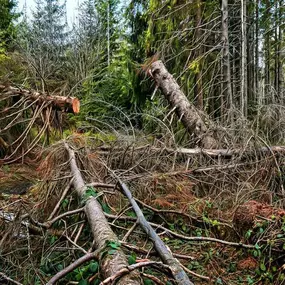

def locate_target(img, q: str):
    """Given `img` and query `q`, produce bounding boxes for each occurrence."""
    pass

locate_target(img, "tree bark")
[195,0,203,110]
[117,180,194,285]
[264,0,271,104]
[278,0,283,104]
[241,0,248,117]
[64,143,140,285]
[0,85,80,114]
[221,0,233,120]
[150,60,218,148]
[255,0,259,105]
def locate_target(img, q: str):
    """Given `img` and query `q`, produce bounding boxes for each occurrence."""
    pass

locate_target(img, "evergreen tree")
[28,0,68,90]
[95,0,120,66]
[0,0,18,48]
[65,0,102,87]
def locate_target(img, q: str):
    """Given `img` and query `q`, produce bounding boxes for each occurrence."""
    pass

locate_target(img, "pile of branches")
[1,134,285,284]
[0,85,79,164]
[1,61,285,284]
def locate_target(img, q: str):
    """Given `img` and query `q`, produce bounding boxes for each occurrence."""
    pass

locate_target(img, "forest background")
[1,0,285,284]
[1,0,284,143]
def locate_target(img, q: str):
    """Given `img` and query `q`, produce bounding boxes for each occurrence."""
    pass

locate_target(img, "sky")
[17,0,83,26]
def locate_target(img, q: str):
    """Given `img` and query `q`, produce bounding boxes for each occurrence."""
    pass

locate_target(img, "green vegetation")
[0,0,285,284]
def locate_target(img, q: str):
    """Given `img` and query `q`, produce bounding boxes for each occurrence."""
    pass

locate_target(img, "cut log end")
[72,98,80,114]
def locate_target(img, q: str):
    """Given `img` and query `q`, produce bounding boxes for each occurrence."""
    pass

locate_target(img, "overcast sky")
[17,0,83,25]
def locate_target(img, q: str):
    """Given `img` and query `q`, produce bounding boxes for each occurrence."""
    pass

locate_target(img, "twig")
[134,198,202,223]
[105,213,254,249]
[48,178,74,220]
[74,222,85,244]
[120,241,195,260]
[122,220,139,242]
[0,272,23,285]
[63,232,87,254]
[46,207,85,227]
[100,261,170,285]
[86,182,116,189]
[141,273,165,285]
[47,251,100,285]
[180,263,210,281]
[27,207,84,229]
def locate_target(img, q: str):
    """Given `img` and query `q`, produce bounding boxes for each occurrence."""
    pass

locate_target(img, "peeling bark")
[150,60,218,148]
[64,143,140,285]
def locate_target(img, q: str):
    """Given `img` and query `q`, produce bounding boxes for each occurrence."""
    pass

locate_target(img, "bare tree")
[241,0,248,117]
[221,0,233,121]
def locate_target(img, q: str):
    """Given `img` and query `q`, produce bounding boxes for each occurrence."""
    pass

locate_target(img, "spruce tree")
[0,0,18,48]
[28,0,68,89]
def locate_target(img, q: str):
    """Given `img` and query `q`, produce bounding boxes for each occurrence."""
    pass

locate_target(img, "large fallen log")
[63,143,140,285]
[0,85,80,114]
[150,60,217,148]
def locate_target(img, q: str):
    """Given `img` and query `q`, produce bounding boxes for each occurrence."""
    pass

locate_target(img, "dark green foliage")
[0,0,19,48]
[19,0,69,90]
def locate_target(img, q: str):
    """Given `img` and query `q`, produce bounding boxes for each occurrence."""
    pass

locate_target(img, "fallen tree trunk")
[117,179,194,285]
[63,143,140,285]
[150,60,217,148]
[161,146,285,157]
[0,85,80,114]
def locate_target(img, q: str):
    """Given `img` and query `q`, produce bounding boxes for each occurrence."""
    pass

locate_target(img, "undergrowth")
[0,133,284,284]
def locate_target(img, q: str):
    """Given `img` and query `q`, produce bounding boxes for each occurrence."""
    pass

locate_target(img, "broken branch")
[116,179,194,285]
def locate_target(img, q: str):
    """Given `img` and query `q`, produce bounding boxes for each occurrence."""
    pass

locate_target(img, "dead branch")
[47,251,99,285]
[161,146,285,157]
[0,272,23,285]
[105,212,254,249]
[141,273,165,285]
[116,180,194,285]
[48,178,74,220]
[100,261,171,285]
[180,263,210,281]
[120,241,195,260]
[45,207,85,228]
[86,182,116,189]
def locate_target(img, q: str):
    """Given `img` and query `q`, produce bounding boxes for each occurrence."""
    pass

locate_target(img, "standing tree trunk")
[278,0,283,104]
[107,1,110,67]
[255,0,259,105]
[195,0,204,110]
[64,143,141,285]
[221,0,233,121]
[247,2,255,111]
[264,0,271,104]
[241,0,248,117]
[274,0,279,103]
[150,60,218,148]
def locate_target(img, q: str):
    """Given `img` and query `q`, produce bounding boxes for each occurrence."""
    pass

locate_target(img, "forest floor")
[1,133,285,284]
